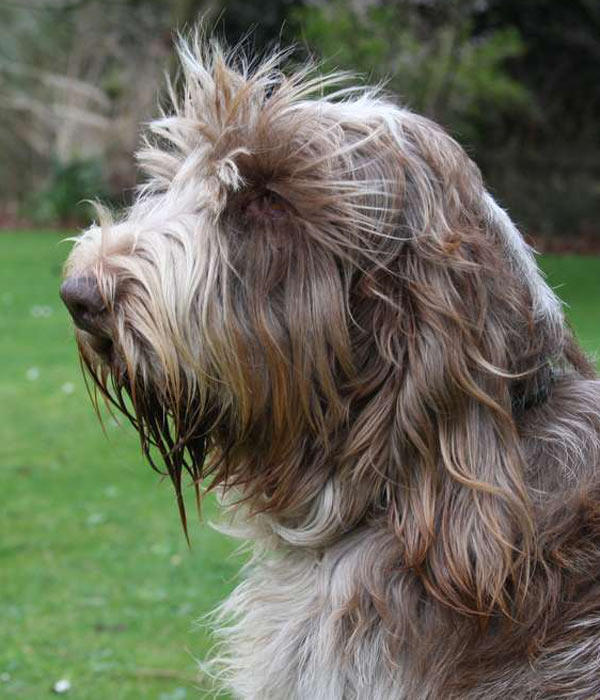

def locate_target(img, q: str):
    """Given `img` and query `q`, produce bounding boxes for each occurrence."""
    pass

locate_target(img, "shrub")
[25,158,108,226]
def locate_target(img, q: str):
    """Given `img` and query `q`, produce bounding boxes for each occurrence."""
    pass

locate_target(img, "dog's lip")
[72,310,110,336]
[77,326,114,360]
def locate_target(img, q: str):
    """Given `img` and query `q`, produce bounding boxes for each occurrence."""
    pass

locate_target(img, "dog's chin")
[82,331,114,360]
[76,329,130,391]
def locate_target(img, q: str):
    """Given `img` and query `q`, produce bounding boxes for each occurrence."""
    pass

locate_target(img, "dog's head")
[62,35,578,614]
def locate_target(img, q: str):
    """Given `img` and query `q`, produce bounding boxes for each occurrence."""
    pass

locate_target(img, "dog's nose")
[60,276,108,334]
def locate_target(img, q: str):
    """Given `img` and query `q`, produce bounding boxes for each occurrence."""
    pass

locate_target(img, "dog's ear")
[344,113,569,617]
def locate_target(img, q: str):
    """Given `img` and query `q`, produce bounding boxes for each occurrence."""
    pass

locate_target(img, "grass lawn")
[1,232,599,699]
[0,232,239,699]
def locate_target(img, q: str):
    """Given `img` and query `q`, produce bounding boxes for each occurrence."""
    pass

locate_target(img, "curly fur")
[63,33,600,699]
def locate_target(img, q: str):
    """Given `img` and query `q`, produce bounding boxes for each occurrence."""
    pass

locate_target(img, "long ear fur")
[343,112,569,617]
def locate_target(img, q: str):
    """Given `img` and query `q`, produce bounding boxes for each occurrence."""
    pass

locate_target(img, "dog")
[60,34,600,699]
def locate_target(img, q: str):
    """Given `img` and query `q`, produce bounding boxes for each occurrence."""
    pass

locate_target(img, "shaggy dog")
[61,35,600,699]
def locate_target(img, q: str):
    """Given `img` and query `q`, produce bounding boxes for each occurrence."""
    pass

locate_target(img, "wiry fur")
[63,34,600,699]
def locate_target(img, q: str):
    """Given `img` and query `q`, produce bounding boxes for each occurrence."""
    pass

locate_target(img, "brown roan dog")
[61,33,600,699]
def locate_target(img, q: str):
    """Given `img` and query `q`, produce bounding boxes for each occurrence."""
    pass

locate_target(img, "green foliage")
[294,2,534,141]
[291,0,600,239]
[25,159,108,226]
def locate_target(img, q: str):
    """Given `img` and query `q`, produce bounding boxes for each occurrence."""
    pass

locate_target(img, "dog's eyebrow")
[230,188,293,225]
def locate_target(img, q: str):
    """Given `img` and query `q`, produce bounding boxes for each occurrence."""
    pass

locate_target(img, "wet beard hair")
[77,335,212,539]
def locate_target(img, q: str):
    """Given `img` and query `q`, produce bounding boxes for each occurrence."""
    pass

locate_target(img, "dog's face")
[62,43,417,511]
[62,37,571,612]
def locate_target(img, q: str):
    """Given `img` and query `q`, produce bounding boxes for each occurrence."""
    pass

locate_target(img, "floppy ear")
[344,111,568,617]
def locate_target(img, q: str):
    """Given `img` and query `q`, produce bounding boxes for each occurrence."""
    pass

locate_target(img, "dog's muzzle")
[60,276,113,355]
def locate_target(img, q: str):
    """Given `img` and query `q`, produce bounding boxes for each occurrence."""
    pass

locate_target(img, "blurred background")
[0,0,599,698]
[2,0,600,245]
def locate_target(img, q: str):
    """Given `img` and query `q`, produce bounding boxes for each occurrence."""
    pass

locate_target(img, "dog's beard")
[77,333,213,540]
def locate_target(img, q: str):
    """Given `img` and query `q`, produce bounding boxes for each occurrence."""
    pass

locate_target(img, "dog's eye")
[240,190,289,221]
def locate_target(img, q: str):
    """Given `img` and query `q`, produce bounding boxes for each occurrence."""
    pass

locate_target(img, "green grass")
[539,255,600,359]
[0,232,599,698]
[0,232,239,699]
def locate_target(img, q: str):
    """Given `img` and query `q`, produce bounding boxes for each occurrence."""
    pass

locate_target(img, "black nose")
[60,276,108,334]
